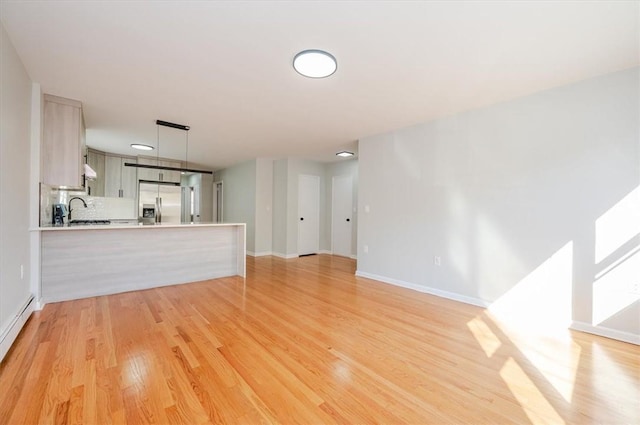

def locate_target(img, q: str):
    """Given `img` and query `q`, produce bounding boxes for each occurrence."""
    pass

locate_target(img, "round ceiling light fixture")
[293,49,337,78]
[130,143,154,151]
[336,151,354,158]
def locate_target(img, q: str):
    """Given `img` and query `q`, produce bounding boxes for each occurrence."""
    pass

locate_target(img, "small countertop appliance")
[52,204,67,226]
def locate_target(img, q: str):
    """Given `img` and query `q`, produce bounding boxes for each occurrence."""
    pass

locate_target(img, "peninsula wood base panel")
[40,224,246,303]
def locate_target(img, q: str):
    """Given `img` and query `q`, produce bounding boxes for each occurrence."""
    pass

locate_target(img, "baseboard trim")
[253,251,355,259]
[355,271,639,345]
[0,295,35,363]
[570,321,640,345]
[272,252,298,259]
[35,298,45,311]
[355,270,489,308]
[247,251,273,257]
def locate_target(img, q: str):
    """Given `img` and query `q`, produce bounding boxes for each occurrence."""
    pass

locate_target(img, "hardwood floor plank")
[53,399,69,425]
[7,340,52,424]
[68,385,84,425]
[1,255,638,424]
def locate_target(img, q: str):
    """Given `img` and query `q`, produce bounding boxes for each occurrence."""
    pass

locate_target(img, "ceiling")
[1,1,638,170]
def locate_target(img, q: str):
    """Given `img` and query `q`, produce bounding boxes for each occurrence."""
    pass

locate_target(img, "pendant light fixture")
[124,120,212,174]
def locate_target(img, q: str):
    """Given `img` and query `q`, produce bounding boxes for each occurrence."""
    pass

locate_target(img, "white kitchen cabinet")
[41,94,86,187]
[86,149,105,196]
[105,155,137,199]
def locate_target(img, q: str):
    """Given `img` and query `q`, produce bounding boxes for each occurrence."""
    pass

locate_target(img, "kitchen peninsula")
[35,223,246,303]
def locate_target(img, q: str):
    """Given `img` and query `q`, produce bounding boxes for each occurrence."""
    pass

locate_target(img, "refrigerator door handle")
[156,197,162,223]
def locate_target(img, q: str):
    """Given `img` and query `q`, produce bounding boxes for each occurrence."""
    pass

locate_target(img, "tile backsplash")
[40,184,136,226]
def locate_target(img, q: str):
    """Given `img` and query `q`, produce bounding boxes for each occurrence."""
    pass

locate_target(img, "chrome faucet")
[68,197,87,221]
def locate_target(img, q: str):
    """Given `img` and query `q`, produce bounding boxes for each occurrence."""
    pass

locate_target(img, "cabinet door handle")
[300,217,304,221]
[346,218,350,222]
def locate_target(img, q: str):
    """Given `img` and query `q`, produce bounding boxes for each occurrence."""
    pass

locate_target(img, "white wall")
[272,159,289,256]
[199,173,214,222]
[254,158,273,255]
[218,157,358,259]
[214,160,257,252]
[358,67,639,342]
[326,159,358,257]
[0,22,33,357]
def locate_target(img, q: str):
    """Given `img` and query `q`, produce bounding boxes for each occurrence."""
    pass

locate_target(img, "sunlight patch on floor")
[478,241,580,403]
[499,357,565,425]
[466,316,501,357]
[480,310,582,404]
[489,241,573,335]
[590,343,640,422]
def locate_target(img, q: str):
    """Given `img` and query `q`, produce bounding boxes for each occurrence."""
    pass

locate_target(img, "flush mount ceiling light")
[130,143,154,151]
[336,151,354,157]
[293,49,337,78]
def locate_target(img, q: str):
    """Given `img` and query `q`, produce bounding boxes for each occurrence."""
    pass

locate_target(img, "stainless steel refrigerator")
[138,182,182,224]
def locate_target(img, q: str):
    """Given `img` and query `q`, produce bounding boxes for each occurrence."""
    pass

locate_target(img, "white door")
[331,175,353,257]
[298,174,320,256]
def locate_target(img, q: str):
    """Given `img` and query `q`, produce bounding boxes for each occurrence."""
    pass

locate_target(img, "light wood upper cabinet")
[137,156,182,183]
[104,155,121,198]
[41,94,86,187]
[86,149,105,196]
[159,159,182,183]
[105,155,137,199]
[121,159,138,198]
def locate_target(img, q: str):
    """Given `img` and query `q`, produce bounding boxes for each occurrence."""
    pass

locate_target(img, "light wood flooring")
[1,255,638,424]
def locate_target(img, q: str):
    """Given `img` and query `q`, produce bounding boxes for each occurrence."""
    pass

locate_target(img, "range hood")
[84,163,97,180]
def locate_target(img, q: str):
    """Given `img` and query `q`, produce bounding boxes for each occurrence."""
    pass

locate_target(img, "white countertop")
[32,222,246,231]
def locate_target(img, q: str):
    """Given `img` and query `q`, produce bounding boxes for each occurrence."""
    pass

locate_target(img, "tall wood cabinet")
[104,155,137,199]
[41,94,86,187]
[86,149,105,196]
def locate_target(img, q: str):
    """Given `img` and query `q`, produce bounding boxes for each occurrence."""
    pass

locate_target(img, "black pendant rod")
[156,120,190,131]
[123,162,213,175]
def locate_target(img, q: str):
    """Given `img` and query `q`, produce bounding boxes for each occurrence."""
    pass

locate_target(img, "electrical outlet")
[364,245,369,254]
[434,256,441,266]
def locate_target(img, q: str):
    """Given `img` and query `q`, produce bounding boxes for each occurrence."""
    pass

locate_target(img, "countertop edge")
[31,223,246,232]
